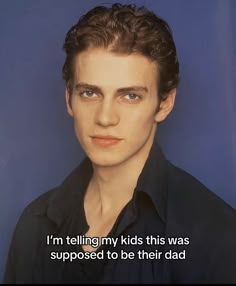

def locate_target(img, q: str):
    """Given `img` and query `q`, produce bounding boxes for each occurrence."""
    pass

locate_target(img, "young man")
[4,3,236,284]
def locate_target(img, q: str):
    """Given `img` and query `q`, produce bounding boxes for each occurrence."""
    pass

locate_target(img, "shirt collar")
[45,159,92,228]
[135,140,168,223]
[43,140,168,228]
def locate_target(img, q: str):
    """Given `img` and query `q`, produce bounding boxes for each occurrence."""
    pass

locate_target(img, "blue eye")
[124,94,140,101]
[81,90,96,97]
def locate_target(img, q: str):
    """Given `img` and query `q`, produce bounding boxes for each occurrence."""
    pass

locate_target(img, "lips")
[91,135,122,147]
[92,135,121,140]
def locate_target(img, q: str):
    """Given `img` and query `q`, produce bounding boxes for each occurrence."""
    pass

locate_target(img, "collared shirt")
[4,142,236,284]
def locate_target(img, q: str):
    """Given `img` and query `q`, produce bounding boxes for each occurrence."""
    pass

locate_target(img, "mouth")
[91,135,122,147]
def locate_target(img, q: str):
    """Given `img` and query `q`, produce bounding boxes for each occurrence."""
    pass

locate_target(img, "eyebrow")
[74,82,149,94]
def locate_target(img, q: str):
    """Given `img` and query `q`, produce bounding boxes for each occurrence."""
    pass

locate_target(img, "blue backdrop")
[0,0,236,281]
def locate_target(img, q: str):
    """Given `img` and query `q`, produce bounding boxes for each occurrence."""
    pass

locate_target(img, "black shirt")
[4,142,236,284]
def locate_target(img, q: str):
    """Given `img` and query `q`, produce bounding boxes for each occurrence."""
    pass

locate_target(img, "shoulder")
[15,160,88,233]
[4,158,91,283]
[10,159,90,249]
[165,162,236,283]
[166,160,236,250]
[11,187,60,252]
[166,161,236,229]
[169,161,235,212]
[165,160,236,246]
[20,187,59,218]
[3,187,61,283]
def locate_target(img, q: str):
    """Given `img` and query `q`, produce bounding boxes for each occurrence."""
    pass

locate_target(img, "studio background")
[0,0,235,281]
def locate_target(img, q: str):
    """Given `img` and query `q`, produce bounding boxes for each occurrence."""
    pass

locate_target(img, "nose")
[95,97,120,127]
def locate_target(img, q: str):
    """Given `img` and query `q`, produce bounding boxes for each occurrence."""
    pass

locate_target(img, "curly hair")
[62,3,179,101]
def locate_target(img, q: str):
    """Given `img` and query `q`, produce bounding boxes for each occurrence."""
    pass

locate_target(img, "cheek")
[72,112,89,136]
[127,110,156,129]
[122,114,156,142]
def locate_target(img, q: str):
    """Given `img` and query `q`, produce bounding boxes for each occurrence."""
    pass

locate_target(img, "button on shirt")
[4,142,236,284]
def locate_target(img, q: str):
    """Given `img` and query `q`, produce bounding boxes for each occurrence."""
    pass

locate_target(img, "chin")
[87,152,124,168]
[90,157,121,167]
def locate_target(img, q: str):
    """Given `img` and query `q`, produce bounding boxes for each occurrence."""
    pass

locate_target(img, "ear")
[155,88,176,123]
[65,89,74,117]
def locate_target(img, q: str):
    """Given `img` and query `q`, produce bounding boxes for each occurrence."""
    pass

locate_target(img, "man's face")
[66,48,166,167]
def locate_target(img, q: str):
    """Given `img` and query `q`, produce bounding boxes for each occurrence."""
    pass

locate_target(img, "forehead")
[73,48,158,89]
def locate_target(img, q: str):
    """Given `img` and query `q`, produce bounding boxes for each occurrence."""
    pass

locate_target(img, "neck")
[85,137,155,215]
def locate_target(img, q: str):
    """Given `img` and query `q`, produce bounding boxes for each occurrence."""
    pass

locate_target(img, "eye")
[80,90,97,98]
[123,93,141,101]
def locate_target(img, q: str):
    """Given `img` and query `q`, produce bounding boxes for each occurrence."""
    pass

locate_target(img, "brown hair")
[62,3,179,101]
